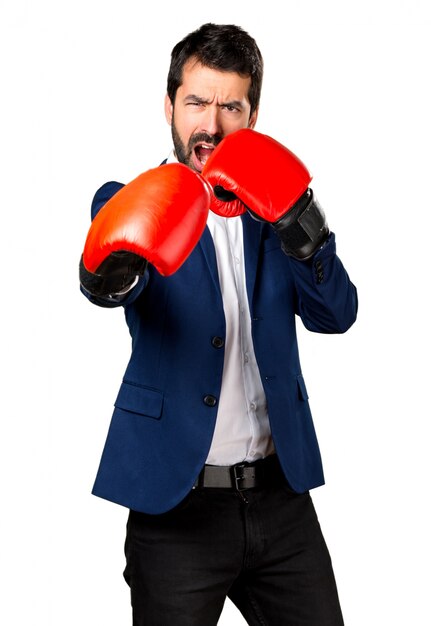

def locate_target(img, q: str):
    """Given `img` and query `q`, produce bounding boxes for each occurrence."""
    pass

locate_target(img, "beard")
[171,114,222,172]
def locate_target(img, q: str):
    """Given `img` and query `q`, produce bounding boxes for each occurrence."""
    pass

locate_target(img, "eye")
[223,105,239,113]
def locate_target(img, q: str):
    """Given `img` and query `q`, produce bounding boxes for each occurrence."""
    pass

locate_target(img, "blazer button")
[203,394,217,407]
[211,336,225,348]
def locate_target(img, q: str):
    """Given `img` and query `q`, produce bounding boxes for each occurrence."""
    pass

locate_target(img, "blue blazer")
[82,180,358,514]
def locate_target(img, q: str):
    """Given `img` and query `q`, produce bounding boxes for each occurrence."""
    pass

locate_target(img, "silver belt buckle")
[231,464,253,491]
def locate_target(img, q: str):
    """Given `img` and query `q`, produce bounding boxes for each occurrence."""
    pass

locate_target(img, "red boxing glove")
[80,163,211,295]
[202,129,329,260]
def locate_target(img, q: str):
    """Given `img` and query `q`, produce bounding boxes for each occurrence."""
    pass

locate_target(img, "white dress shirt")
[168,152,275,466]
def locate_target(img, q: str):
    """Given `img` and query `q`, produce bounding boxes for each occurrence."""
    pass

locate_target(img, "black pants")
[124,479,344,625]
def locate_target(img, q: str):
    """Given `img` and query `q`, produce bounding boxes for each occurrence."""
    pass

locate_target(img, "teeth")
[195,143,214,165]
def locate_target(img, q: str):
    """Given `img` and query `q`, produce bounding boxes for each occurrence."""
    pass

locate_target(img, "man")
[80,22,358,626]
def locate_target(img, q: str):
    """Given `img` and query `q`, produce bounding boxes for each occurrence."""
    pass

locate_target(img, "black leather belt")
[193,455,283,492]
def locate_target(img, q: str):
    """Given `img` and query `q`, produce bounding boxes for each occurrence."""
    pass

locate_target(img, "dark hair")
[167,23,263,116]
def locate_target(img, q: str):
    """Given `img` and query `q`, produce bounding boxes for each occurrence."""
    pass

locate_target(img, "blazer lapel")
[241,212,264,309]
[198,226,222,297]
[198,214,264,307]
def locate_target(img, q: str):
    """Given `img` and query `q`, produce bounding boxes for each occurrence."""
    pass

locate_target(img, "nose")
[201,105,222,137]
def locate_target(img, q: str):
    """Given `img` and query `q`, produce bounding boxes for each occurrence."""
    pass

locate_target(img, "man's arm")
[202,128,358,333]
[79,164,211,307]
[289,232,358,334]
[80,182,148,308]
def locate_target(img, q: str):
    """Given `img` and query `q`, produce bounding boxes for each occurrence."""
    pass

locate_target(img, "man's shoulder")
[91,181,125,219]
[90,156,170,219]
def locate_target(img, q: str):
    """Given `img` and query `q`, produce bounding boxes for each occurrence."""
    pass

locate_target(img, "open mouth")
[192,143,216,171]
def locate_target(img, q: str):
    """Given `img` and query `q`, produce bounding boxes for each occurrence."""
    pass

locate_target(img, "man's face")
[165,58,258,173]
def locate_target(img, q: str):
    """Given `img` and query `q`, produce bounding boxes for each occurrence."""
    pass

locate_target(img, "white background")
[1,0,430,623]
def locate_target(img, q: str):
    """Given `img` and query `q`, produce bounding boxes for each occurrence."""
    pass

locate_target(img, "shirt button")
[250,402,256,411]
[203,395,217,407]
[211,336,225,349]
[244,353,249,363]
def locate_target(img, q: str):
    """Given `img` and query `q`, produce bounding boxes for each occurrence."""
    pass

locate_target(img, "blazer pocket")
[114,382,164,420]
[296,374,309,401]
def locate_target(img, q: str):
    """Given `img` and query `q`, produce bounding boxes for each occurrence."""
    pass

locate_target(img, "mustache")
[188,132,222,150]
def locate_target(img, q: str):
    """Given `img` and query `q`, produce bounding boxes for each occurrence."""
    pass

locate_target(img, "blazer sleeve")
[80,181,148,308]
[289,232,358,334]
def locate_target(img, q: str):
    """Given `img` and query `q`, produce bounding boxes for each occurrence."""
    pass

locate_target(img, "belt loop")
[192,467,203,490]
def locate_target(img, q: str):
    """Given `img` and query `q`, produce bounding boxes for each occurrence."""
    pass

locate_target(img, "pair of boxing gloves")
[80,129,329,297]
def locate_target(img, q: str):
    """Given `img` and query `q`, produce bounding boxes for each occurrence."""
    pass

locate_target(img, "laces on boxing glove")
[213,185,239,202]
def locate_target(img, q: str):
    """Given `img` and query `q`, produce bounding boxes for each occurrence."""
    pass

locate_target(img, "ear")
[248,107,259,130]
[164,94,173,125]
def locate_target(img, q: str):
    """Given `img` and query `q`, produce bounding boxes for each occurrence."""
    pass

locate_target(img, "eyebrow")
[184,95,245,110]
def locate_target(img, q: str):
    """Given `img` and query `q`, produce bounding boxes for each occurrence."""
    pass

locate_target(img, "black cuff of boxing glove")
[79,251,148,297]
[272,189,329,261]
